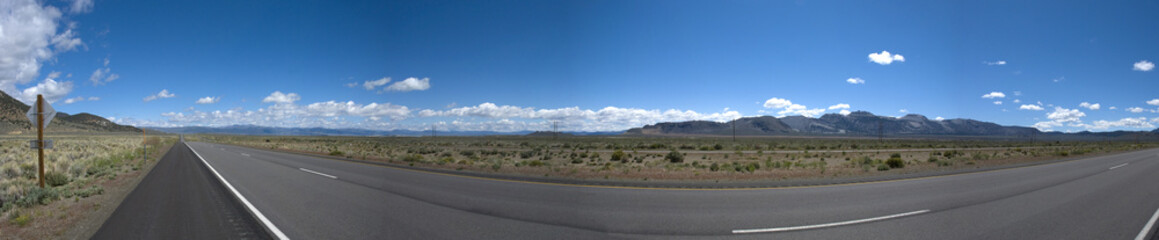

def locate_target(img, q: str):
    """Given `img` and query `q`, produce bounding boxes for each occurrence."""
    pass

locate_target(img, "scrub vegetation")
[191,135,1157,182]
[0,133,176,237]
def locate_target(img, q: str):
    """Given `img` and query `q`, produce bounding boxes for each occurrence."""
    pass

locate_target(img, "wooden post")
[143,129,147,164]
[37,95,45,188]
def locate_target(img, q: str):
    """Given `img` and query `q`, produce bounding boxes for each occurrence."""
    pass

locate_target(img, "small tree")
[665,150,684,163]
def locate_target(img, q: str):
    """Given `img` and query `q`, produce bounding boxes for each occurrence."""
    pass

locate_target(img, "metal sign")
[28,140,53,149]
[24,100,56,128]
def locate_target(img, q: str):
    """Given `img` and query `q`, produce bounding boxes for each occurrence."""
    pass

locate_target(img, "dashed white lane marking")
[188,143,290,240]
[732,209,930,234]
[1137,207,1159,240]
[1110,163,1128,170]
[241,153,250,157]
[299,168,338,179]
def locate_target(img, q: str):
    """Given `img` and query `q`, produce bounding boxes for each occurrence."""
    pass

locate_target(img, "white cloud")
[1019,104,1044,111]
[839,110,851,116]
[1013,99,1021,103]
[1032,107,1086,131]
[984,60,1007,65]
[1109,106,1117,110]
[981,92,1006,99]
[827,103,850,110]
[1147,99,1159,106]
[1084,117,1154,130]
[1127,107,1146,113]
[89,67,117,85]
[899,109,908,113]
[1134,60,1154,72]
[196,96,220,104]
[20,78,74,103]
[868,51,905,65]
[47,71,62,79]
[935,116,945,121]
[304,101,411,120]
[361,77,390,90]
[262,91,300,104]
[1046,107,1085,123]
[760,97,825,117]
[1052,77,1064,83]
[384,77,431,92]
[0,0,84,103]
[416,102,742,131]
[69,0,93,14]
[1078,102,1100,110]
[846,78,865,84]
[143,89,176,102]
[62,96,84,104]
[993,101,1002,105]
[762,98,792,109]
[87,96,99,101]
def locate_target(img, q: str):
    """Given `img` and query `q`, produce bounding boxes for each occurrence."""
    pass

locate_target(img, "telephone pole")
[732,118,736,142]
[877,119,883,143]
[36,95,45,188]
[552,121,559,140]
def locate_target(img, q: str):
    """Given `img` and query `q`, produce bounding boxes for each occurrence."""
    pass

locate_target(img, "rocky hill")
[0,90,140,134]
[626,111,1040,138]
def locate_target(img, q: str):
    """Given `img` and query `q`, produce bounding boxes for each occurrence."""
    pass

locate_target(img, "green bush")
[528,160,544,167]
[886,155,905,169]
[9,210,30,226]
[709,163,720,171]
[665,150,684,163]
[45,172,70,187]
[402,154,424,162]
[877,164,891,171]
[17,187,58,207]
[329,150,344,156]
[610,150,626,162]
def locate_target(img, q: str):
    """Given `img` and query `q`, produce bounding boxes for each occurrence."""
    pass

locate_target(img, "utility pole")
[878,119,883,143]
[36,95,45,188]
[143,129,147,164]
[732,118,736,142]
[431,124,436,138]
[552,121,559,140]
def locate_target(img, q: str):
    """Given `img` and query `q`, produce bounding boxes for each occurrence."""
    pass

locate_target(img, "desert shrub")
[528,160,544,167]
[709,163,720,171]
[928,156,938,163]
[9,210,30,226]
[402,154,424,162]
[519,151,535,159]
[611,150,626,162]
[877,164,891,171]
[17,187,57,207]
[329,150,344,156]
[665,150,684,163]
[20,164,36,179]
[45,172,70,187]
[713,144,724,150]
[73,186,104,198]
[885,153,905,168]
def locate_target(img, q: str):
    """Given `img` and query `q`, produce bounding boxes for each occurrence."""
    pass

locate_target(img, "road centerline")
[1110,163,1129,170]
[732,209,931,234]
[299,168,338,179]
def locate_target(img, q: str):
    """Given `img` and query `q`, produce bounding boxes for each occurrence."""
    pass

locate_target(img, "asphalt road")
[101,140,1159,239]
[91,142,270,240]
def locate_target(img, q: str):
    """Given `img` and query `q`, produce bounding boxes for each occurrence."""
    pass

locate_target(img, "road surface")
[99,140,1159,239]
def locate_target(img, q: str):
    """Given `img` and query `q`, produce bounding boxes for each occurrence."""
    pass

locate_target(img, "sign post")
[25,94,55,188]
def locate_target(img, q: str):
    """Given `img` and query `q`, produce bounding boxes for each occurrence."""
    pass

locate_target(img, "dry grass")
[0,133,177,239]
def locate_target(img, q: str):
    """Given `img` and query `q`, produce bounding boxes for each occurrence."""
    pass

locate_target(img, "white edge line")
[732,209,930,234]
[1110,163,1129,170]
[187,143,290,240]
[1137,207,1159,240]
[299,168,338,179]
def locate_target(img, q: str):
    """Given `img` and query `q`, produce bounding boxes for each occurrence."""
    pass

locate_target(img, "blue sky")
[3,0,1158,132]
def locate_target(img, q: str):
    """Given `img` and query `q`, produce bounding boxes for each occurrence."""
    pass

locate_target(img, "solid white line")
[732,209,930,234]
[187,143,290,240]
[241,153,251,157]
[298,168,338,179]
[1137,207,1159,240]
[1110,163,1129,170]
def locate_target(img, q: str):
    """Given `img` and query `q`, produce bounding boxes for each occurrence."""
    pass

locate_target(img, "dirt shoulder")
[0,139,175,240]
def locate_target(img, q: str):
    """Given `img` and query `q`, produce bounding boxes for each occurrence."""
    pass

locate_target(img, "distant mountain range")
[148,125,622,137]
[0,90,140,134]
[626,111,1159,140]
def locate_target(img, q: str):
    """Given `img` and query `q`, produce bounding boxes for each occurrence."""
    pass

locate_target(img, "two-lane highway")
[98,140,1159,239]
